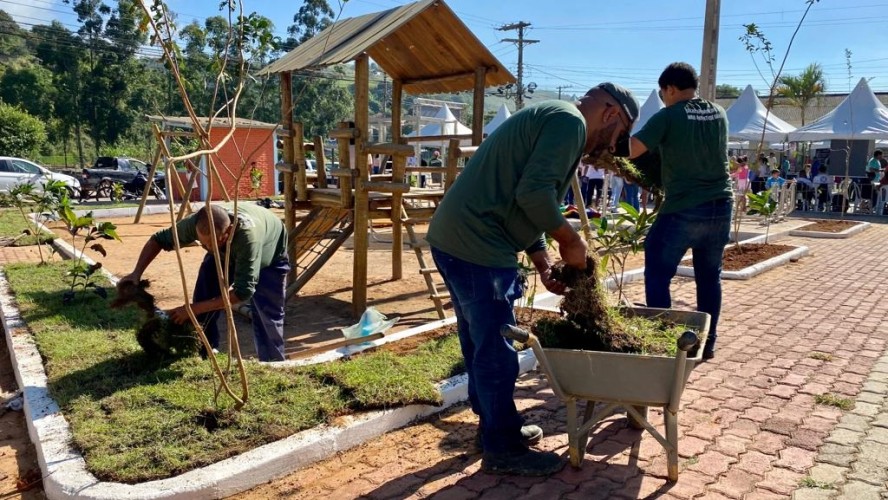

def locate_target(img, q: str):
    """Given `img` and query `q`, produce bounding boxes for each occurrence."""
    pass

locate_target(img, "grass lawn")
[0,208,55,246]
[5,262,464,483]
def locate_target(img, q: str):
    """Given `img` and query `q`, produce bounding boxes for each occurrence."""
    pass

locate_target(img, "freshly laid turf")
[4,262,464,484]
[0,208,55,246]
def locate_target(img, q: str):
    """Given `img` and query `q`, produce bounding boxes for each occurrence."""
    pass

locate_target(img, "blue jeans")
[431,248,526,454]
[624,183,640,211]
[194,253,290,361]
[644,199,732,352]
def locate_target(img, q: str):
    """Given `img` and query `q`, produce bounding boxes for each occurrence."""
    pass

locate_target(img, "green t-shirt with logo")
[633,98,733,214]
[426,100,586,268]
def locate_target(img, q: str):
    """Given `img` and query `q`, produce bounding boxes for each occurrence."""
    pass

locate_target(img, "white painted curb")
[676,245,810,280]
[789,221,871,239]
[0,268,539,499]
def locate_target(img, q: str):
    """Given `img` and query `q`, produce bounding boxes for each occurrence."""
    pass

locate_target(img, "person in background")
[813,165,832,211]
[583,160,606,209]
[623,177,640,210]
[731,155,750,194]
[781,155,791,177]
[610,174,624,210]
[428,82,638,476]
[629,61,732,362]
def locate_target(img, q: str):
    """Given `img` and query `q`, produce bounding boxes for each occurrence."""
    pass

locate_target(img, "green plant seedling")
[596,202,656,303]
[746,190,778,243]
[57,198,121,304]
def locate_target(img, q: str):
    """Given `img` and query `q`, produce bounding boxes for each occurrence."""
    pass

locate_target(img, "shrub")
[0,102,46,157]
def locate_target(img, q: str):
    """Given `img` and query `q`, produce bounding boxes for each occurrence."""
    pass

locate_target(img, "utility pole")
[699,0,721,101]
[499,21,539,110]
[556,85,572,100]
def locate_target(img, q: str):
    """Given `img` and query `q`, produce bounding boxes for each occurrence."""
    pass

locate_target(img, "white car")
[0,157,81,197]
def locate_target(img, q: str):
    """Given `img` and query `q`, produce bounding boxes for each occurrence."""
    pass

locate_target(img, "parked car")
[70,157,166,201]
[0,156,81,197]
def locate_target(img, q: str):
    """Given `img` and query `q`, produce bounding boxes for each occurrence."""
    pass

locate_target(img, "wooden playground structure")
[259,0,516,318]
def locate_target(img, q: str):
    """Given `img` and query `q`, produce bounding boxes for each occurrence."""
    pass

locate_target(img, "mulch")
[797,219,862,233]
[722,243,797,271]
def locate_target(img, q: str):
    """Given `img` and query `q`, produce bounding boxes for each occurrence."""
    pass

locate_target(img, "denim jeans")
[194,253,290,361]
[624,183,640,211]
[431,247,526,454]
[644,199,732,352]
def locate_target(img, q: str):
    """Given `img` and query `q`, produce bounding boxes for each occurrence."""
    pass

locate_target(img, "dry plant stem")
[141,2,250,409]
[163,160,245,409]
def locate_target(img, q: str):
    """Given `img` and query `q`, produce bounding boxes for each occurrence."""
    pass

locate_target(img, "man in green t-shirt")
[428,82,638,476]
[119,203,289,361]
[629,62,733,362]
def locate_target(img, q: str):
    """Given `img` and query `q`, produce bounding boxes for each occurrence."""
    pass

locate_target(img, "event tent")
[483,103,511,136]
[407,103,473,144]
[726,85,796,142]
[789,78,888,141]
[632,89,664,133]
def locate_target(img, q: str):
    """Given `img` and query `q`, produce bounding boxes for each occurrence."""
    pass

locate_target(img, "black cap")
[596,82,639,124]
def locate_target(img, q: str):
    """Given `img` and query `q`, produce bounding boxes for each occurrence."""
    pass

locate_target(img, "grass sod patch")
[0,208,55,246]
[3,262,464,483]
[814,393,854,411]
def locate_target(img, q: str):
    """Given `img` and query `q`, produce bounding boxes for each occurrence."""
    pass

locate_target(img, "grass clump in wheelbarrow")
[532,255,685,356]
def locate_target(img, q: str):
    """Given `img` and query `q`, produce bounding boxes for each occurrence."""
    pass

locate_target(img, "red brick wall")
[206,128,276,201]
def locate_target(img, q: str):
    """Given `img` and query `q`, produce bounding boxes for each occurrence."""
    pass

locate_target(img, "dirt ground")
[44,210,648,360]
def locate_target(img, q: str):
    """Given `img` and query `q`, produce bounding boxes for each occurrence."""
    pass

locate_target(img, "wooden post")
[699,0,721,101]
[293,121,308,201]
[390,78,405,280]
[472,66,486,146]
[314,135,327,189]
[337,121,353,208]
[134,139,164,223]
[445,139,460,192]
[280,72,296,242]
[353,54,370,318]
[391,80,402,143]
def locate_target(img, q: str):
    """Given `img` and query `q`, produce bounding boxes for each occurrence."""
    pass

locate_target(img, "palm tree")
[777,63,826,126]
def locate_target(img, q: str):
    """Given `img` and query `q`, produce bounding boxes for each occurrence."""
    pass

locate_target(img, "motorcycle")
[100,170,167,201]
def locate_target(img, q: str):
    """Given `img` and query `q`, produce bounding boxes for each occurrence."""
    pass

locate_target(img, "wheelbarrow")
[501,307,710,481]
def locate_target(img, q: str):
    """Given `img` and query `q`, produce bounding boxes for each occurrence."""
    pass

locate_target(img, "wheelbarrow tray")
[540,307,710,407]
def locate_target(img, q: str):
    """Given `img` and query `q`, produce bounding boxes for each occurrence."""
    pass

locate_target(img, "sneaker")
[702,348,715,361]
[474,425,543,451]
[481,448,564,476]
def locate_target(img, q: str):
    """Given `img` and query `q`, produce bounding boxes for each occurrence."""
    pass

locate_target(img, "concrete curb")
[789,220,871,239]
[0,268,539,499]
[676,245,810,280]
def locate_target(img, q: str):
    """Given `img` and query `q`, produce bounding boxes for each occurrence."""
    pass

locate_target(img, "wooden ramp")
[286,207,354,299]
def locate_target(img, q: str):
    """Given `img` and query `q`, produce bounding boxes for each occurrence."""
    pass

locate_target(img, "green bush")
[0,102,46,157]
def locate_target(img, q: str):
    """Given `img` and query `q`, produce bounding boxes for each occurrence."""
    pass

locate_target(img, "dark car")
[80,157,166,199]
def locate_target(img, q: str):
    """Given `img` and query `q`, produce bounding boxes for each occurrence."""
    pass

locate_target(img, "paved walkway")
[239,221,888,499]
[0,245,44,499]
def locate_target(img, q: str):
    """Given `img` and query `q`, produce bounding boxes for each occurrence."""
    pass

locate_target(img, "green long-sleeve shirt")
[427,100,585,268]
[152,203,286,301]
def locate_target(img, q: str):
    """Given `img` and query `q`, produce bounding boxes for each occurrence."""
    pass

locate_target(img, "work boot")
[474,425,543,451]
[481,447,564,476]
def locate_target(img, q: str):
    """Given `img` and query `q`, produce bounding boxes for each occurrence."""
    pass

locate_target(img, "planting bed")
[789,219,870,239]
[722,243,797,271]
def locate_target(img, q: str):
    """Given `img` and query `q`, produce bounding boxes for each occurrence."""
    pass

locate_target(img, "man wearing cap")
[427,82,638,476]
[629,62,733,361]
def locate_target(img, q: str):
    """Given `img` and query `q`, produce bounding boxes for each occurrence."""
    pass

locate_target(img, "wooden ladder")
[400,206,449,320]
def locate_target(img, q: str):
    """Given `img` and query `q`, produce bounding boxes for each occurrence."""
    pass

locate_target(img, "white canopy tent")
[726,85,796,142]
[632,89,664,133]
[789,78,888,141]
[483,103,512,136]
[406,103,473,145]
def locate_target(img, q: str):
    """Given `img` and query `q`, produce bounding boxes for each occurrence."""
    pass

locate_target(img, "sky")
[4,0,888,101]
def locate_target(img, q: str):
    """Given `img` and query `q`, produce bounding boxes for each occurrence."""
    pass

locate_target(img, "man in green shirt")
[428,82,638,476]
[629,62,733,362]
[119,203,290,361]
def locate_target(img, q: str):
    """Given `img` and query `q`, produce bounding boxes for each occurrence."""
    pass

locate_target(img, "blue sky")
[5,0,888,99]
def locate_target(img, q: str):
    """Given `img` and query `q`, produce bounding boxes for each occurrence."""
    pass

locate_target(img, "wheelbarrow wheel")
[628,405,648,430]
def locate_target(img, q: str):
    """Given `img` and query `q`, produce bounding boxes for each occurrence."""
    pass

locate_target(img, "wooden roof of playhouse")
[258,0,515,94]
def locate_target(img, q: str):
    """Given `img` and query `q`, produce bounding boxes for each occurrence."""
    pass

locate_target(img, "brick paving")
[239,222,888,499]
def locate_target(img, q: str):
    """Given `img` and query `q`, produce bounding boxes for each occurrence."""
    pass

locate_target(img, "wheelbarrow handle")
[677,330,699,352]
[500,324,530,343]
